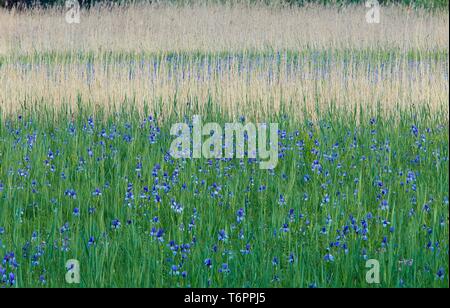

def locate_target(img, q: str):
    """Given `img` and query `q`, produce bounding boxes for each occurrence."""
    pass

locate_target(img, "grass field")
[0,2,448,288]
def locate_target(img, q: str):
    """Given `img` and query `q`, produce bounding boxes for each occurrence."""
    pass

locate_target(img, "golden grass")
[0,3,448,120]
[0,3,448,54]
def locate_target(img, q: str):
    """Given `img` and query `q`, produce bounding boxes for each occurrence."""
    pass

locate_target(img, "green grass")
[0,104,448,288]
[2,48,448,66]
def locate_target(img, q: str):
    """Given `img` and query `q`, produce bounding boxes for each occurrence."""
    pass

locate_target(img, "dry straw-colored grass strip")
[0,3,448,55]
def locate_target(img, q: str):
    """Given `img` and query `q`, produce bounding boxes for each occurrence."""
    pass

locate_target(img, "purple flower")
[171,265,179,274]
[411,125,419,137]
[380,200,389,211]
[382,236,388,247]
[88,236,95,247]
[236,208,245,223]
[64,189,77,199]
[240,243,251,255]
[156,228,164,242]
[9,272,15,286]
[279,194,286,206]
[73,208,80,216]
[111,219,121,229]
[60,222,69,234]
[324,254,335,262]
[272,257,279,266]
[437,268,445,280]
[219,263,230,274]
[218,229,228,241]
[289,253,295,263]
[92,188,102,196]
[204,258,212,268]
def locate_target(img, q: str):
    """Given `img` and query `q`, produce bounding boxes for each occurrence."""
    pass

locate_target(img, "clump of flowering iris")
[64,189,77,199]
[73,208,80,217]
[324,253,335,262]
[111,219,121,230]
[236,208,245,223]
[219,263,230,274]
[436,268,445,281]
[92,188,102,197]
[218,229,228,242]
[204,258,212,268]
[87,236,95,247]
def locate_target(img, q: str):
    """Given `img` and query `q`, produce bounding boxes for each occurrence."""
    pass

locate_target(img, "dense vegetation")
[0,104,448,288]
[0,2,448,288]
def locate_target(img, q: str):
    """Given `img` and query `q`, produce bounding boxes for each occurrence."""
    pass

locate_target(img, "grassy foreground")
[0,107,448,287]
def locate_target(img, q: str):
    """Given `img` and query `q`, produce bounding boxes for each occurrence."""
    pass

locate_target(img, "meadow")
[0,2,448,288]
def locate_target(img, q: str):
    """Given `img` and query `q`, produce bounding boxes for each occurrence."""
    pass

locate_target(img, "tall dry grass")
[0,3,448,120]
[1,53,448,120]
[0,3,448,54]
